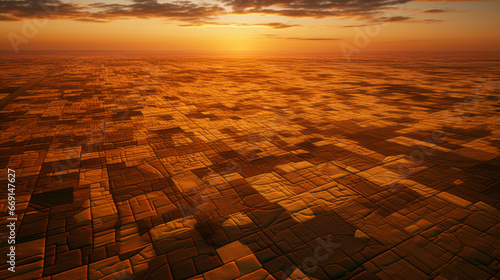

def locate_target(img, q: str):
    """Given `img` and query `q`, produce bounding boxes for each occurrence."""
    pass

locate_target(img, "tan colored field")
[0,52,499,280]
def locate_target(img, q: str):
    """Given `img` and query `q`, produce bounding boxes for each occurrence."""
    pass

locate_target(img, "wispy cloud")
[423,9,447,13]
[383,16,411,22]
[179,22,300,29]
[340,14,442,27]
[259,34,339,40]
[422,8,461,13]
[222,0,412,18]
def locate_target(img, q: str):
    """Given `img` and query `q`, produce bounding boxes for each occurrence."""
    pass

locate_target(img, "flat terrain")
[0,52,499,280]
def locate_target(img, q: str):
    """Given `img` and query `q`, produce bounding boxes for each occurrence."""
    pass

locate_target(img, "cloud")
[423,9,447,13]
[261,22,300,29]
[87,0,225,21]
[0,0,224,22]
[417,19,443,23]
[74,17,109,23]
[224,0,413,18]
[422,8,461,13]
[0,0,416,22]
[284,37,339,41]
[0,0,84,19]
[0,14,17,21]
[382,16,411,22]
[339,13,443,27]
[0,0,449,26]
[259,34,339,40]
[414,0,486,1]
[179,21,300,28]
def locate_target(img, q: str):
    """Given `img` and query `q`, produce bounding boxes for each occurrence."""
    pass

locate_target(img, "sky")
[0,0,499,52]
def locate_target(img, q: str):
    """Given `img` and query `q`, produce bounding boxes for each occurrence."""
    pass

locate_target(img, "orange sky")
[0,0,499,52]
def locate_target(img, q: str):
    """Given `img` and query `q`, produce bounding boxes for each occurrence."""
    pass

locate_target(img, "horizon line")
[1,49,499,53]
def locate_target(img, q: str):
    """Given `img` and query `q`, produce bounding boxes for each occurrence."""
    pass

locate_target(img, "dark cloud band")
[0,0,444,27]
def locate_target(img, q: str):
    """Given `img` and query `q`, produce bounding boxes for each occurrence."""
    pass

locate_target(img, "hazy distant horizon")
[1,49,499,54]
